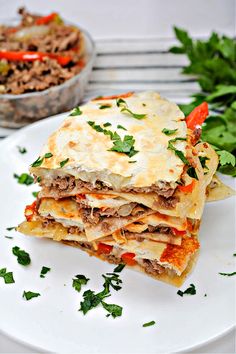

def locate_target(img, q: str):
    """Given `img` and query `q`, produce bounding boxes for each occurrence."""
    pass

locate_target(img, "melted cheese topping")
[31,91,186,188]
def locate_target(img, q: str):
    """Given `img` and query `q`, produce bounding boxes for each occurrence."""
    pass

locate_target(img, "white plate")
[0,112,235,353]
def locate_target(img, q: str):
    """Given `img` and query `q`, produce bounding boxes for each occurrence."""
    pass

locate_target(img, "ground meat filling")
[40,175,177,200]
[140,259,166,275]
[68,241,167,274]
[0,7,84,94]
[80,204,149,226]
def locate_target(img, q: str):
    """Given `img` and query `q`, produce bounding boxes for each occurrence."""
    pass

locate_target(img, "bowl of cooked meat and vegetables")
[0,8,95,128]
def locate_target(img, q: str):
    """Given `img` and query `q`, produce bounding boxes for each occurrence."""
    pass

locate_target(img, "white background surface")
[0,0,235,352]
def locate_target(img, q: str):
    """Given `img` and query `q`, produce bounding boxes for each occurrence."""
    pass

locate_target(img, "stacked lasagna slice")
[18,91,226,286]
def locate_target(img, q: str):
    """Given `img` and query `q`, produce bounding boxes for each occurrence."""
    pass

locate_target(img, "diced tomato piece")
[24,201,37,222]
[178,180,195,193]
[93,92,134,101]
[186,102,209,130]
[121,252,137,266]
[97,243,113,255]
[171,228,186,236]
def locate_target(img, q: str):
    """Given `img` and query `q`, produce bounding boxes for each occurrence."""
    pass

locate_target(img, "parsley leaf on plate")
[72,274,89,292]
[17,146,27,154]
[0,268,15,284]
[14,173,34,186]
[40,266,51,278]
[177,283,196,297]
[142,321,156,327]
[101,301,123,318]
[79,269,123,318]
[12,246,31,266]
[23,291,41,301]
[219,271,236,276]
[6,227,16,231]
[113,264,125,273]
[32,191,39,198]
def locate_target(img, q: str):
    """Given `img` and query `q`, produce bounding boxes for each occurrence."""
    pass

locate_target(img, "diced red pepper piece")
[121,252,137,266]
[0,51,72,66]
[24,201,37,222]
[186,102,209,130]
[97,243,113,255]
[178,180,196,193]
[171,228,187,237]
[93,92,134,101]
[35,13,58,25]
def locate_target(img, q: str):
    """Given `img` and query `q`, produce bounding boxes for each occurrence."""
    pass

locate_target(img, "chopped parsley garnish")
[31,152,53,167]
[102,272,122,292]
[17,146,27,154]
[12,246,31,266]
[44,152,53,158]
[142,321,156,327]
[0,268,15,284]
[199,156,210,170]
[121,107,146,120]
[23,291,41,301]
[32,191,39,198]
[79,289,110,315]
[219,271,236,276]
[70,106,82,116]
[177,283,196,297]
[117,124,127,131]
[79,267,123,318]
[187,166,199,180]
[113,264,126,273]
[101,301,123,318]
[5,236,13,239]
[87,121,139,158]
[6,227,16,231]
[60,158,69,168]
[103,122,112,127]
[109,135,138,157]
[116,98,126,107]
[167,138,189,165]
[116,98,146,119]
[72,274,89,292]
[162,128,178,136]
[99,104,112,110]
[40,266,51,278]
[233,253,236,256]
[37,176,41,183]
[14,173,34,185]
[128,160,136,163]
[88,121,104,132]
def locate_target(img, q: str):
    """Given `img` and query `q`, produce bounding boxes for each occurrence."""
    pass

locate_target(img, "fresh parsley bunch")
[170,27,236,176]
